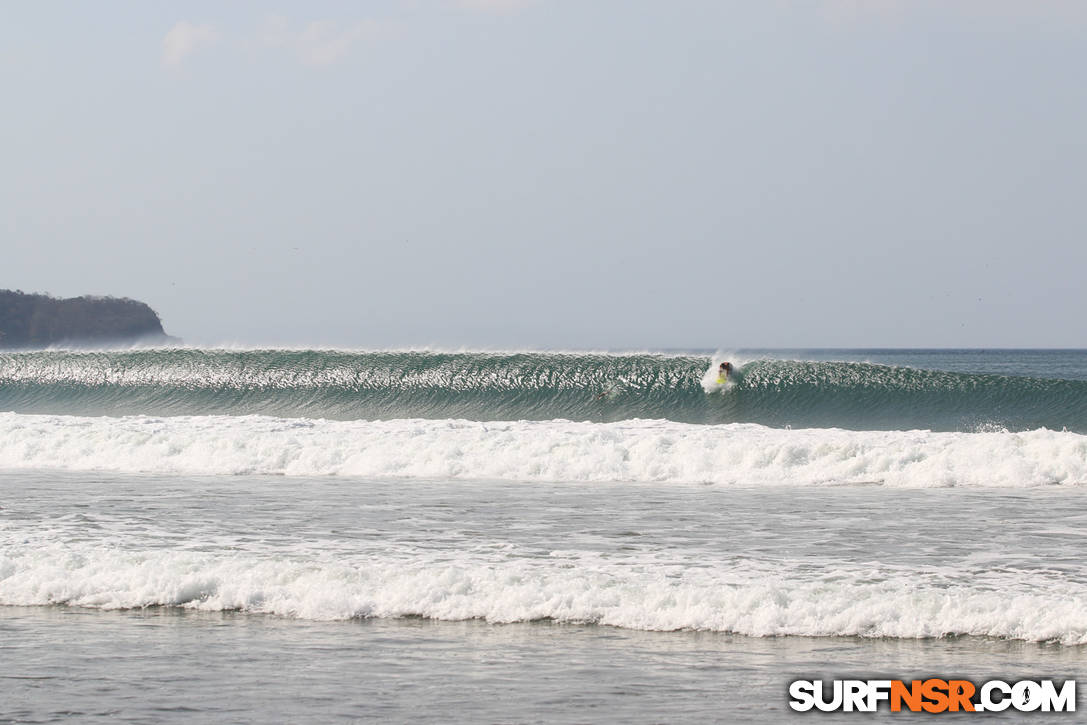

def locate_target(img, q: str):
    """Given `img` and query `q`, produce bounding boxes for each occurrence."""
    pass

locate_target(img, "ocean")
[1,348,1085,722]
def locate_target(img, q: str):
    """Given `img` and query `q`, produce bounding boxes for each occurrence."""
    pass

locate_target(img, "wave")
[1,350,1086,432]
[1,413,1084,487]
[2,543,1084,643]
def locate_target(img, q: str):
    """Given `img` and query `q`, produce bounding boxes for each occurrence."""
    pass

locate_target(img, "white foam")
[700,352,745,393]
[0,412,1084,487]
[2,543,1085,643]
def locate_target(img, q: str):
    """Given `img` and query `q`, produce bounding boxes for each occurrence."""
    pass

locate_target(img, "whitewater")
[2,348,1086,722]
[2,413,1085,487]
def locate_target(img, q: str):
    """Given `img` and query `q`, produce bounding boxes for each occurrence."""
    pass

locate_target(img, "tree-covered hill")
[0,290,170,348]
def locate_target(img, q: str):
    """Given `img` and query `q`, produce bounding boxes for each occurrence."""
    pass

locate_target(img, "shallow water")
[2,608,1083,723]
[3,471,1087,721]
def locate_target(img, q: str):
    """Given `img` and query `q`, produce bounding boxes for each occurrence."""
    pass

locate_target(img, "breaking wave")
[2,543,1085,643]
[1,413,1084,487]
[1,349,1086,432]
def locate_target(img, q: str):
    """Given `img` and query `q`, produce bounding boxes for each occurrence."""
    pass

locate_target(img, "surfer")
[716,362,732,384]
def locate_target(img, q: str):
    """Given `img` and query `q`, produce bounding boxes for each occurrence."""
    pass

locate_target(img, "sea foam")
[0,412,1084,487]
[2,543,1084,643]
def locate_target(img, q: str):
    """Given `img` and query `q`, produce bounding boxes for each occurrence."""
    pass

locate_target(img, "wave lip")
[1,413,1085,488]
[2,544,1085,644]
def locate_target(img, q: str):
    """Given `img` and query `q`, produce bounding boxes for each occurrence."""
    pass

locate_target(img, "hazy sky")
[4,1,1085,348]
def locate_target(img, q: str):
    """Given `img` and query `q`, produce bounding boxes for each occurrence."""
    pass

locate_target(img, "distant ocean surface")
[2,348,1086,722]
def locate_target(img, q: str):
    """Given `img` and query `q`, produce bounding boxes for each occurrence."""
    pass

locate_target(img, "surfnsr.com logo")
[788,679,1076,713]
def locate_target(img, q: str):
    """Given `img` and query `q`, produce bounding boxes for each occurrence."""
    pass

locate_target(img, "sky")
[3,0,1085,348]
